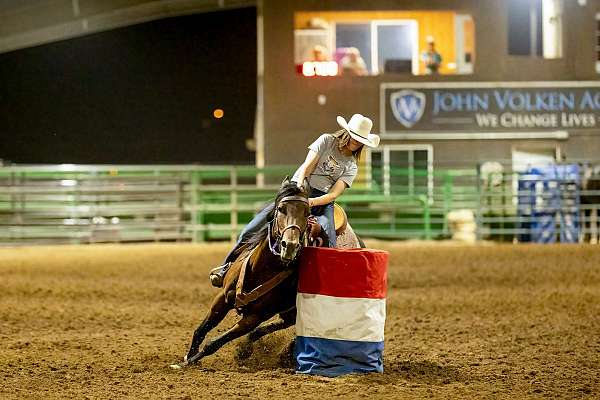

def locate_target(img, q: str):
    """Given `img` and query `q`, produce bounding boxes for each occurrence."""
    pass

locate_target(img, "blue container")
[517,165,580,243]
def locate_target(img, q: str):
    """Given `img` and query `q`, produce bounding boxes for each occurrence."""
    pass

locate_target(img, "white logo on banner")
[390,90,426,128]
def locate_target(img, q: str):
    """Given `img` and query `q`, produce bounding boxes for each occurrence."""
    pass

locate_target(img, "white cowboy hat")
[336,114,380,148]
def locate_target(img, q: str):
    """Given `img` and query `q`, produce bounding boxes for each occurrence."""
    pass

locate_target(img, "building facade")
[260,0,600,178]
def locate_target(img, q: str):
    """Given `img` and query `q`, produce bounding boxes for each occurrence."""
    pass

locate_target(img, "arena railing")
[0,163,598,245]
[475,161,600,244]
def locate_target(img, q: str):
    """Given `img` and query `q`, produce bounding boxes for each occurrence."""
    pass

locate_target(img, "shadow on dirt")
[234,335,296,372]
[235,336,466,385]
[359,359,465,385]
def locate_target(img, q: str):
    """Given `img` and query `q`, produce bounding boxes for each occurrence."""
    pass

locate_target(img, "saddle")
[309,203,360,249]
[333,203,348,235]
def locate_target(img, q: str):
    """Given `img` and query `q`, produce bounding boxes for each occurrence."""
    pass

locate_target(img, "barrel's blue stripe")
[295,336,384,377]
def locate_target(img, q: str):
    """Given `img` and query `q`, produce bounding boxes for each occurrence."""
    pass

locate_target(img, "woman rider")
[209,113,380,287]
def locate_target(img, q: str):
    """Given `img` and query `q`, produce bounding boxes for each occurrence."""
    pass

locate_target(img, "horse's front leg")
[181,291,231,366]
[185,313,262,365]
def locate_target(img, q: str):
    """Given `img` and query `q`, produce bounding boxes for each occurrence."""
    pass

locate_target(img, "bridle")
[268,195,309,258]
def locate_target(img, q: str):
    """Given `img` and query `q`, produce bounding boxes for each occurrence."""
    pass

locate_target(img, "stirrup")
[209,262,231,288]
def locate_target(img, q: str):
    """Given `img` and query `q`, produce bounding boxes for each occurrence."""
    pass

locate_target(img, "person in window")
[310,44,330,62]
[209,114,381,287]
[340,47,369,76]
[421,37,442,75]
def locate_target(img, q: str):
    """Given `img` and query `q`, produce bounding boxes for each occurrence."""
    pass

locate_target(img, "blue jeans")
[308,188,336,248]
[222,187,336,263]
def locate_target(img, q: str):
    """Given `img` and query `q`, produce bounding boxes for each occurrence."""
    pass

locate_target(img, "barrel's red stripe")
[297,247,388,299]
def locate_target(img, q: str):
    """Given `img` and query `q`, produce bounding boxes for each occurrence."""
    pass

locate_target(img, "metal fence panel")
[1,162,599,245]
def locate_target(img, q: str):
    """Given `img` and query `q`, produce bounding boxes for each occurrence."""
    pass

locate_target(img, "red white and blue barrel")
[295,247,388,377]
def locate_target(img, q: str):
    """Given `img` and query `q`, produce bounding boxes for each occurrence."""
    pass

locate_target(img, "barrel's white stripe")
[296,293,386,342]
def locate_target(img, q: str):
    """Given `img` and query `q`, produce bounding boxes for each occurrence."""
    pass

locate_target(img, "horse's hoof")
[170,354,191,369]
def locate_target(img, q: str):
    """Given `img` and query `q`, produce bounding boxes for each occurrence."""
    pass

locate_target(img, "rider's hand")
[308,198,315,207]
[307,215,321,238]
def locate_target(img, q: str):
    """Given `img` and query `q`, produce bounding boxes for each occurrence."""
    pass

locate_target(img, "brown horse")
[171,177,312,368]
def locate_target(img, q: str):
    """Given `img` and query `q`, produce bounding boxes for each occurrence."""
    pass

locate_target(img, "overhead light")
[213,108,224,119]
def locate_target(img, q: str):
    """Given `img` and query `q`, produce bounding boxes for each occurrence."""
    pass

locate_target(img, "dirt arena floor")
[0,241,599,399]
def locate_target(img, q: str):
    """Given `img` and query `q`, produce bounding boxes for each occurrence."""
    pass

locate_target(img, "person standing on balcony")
[421,36,442,75]
[209,114,380,287]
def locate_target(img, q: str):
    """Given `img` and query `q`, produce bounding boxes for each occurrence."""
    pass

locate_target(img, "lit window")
[294,11,475,76]
[508,0,563,58]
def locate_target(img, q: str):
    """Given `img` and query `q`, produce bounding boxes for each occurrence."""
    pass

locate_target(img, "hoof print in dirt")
[277,339,295,369]
[235,339,254,361]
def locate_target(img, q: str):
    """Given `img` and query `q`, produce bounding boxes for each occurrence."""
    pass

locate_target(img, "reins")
[234,193,309,309]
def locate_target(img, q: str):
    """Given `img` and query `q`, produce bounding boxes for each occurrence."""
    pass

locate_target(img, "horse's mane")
[235,182,307,255]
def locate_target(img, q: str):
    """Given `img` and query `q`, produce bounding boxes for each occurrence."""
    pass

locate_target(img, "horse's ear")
[281,175,290,188]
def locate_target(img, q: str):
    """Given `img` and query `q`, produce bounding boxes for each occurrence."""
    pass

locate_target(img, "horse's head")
[272,176,310,264]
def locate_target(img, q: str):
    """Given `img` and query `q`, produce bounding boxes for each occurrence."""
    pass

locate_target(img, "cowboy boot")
[209,262,231,288]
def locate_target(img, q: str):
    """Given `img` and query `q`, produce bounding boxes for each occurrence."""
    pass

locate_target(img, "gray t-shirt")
[293,134,358,193]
